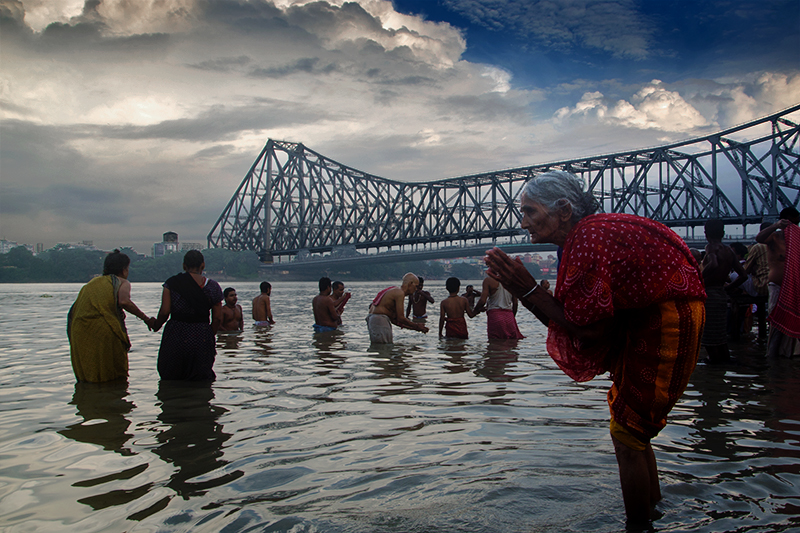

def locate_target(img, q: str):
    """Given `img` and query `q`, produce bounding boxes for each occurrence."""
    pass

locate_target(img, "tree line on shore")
[0,246,504,283]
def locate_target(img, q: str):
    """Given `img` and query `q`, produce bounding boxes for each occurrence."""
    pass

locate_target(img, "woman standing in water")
[150,250,222,381]
[484,171,706,530]
[68,250,151,382]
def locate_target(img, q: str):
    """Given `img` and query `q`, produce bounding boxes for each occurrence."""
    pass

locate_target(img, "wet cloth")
[548,213,706,442]
[158,273,223,381]
[366,313,393,344]
[745,243,770,297]
[607,299,704,443]
[487,309,524,339]
[68,275,130,383]
[445,317,469,339]
[371,287,397,307]
[701,286,729,347]
[313,324,337,333]
[486,283,523,339]
[769,224,800,338]
[767,283,800,357]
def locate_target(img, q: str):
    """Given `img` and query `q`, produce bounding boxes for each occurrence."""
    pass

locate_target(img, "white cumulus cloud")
[555,81,709,132]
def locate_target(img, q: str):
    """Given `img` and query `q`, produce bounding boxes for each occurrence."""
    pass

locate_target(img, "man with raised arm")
[367,272,429,344]
[313,277,341,333]
[406,277,434,319]
[331,280,351,325]
[756,207,800,357]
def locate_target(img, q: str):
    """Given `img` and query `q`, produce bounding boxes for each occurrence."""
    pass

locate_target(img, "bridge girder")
[208,104,800,259]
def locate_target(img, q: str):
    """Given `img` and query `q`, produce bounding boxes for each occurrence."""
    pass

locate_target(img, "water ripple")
[0,282,797,532]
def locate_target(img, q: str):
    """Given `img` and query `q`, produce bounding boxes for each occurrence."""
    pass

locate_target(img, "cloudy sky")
[1,0,798,253]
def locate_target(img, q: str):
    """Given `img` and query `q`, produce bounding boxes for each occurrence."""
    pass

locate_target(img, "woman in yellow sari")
[68,250,151,382]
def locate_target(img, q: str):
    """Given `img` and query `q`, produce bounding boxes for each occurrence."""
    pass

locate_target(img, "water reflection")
[313,329,347,369]
[368,344,416,380]
[313,329,347,353]
[440,337,471,374]
[252,327,275,360]
[217,331,243,352]
[59,381,153,513]
[59,380,135,456]
[475,339,521,382]
[690,366,733,459]
[153,381,243,500]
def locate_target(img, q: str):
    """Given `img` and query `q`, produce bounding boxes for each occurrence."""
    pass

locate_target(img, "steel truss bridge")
[208,104,800,263]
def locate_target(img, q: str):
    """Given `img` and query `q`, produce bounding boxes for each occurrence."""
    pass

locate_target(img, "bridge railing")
[208,104,800,259]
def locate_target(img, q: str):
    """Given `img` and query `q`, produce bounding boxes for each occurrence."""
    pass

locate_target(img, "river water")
[0,281,797,532]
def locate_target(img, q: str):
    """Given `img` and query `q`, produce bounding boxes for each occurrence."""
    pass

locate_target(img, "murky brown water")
[0,281,797,532]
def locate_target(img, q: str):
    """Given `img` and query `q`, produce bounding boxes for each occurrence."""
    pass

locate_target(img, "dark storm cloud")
[248,57,337,78]
[438,93,534,125]
[91,101,327,142]
[0,18,171,59]
[284,0,384,36]
[188,55,252,72]
[193,144,238,160]
[0,99,35,117]
[0,119,147,224]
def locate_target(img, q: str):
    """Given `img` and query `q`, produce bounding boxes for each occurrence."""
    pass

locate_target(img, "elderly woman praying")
[484,170,706,529]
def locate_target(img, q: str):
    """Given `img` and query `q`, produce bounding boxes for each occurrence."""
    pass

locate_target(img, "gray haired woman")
[484,170,706,529]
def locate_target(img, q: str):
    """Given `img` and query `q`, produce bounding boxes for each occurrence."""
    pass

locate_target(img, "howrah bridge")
[208,104,800,269]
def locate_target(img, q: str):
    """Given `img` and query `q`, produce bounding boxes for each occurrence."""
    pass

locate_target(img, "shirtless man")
[367,272,429,344]
[439,277,478,338]
[331,280,351,325]
[312,277,340,333]
[220,287,243,331]
[701,219,747,363]
[756,207,800,357]
[252,281,275,326]
[461,285,478,311]
[406,277,434,319]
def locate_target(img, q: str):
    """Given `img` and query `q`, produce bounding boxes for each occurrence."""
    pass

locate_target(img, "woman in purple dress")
[151,251,223,381]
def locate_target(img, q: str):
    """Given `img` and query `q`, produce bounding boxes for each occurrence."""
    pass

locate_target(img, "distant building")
[180,242,204,252]
[0,240,19,254]
[1,240,36,254]
[54,241,100,252]
[153,232,180,257]
[36,243,44,254]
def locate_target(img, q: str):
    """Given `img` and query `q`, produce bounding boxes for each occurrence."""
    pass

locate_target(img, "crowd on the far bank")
[66,170,799,532]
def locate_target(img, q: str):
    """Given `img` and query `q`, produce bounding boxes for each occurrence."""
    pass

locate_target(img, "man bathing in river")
[367,273,429,344]
[406,277,434,319]
[439,277,478,339]
[252,281,275,326]
[461,284,478,311]
[701,219,747,363]
[220,287,243,332]
[331,280,351,325]
[312,277,341,333]
[757,206,800,357]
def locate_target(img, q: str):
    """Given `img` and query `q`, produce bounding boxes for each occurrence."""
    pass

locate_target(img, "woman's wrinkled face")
[520,194,562,244]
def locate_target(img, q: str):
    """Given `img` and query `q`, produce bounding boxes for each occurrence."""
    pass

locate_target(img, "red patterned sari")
[547,213,706,443]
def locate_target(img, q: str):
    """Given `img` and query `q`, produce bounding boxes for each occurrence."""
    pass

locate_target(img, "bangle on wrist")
[521,285,538,299]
